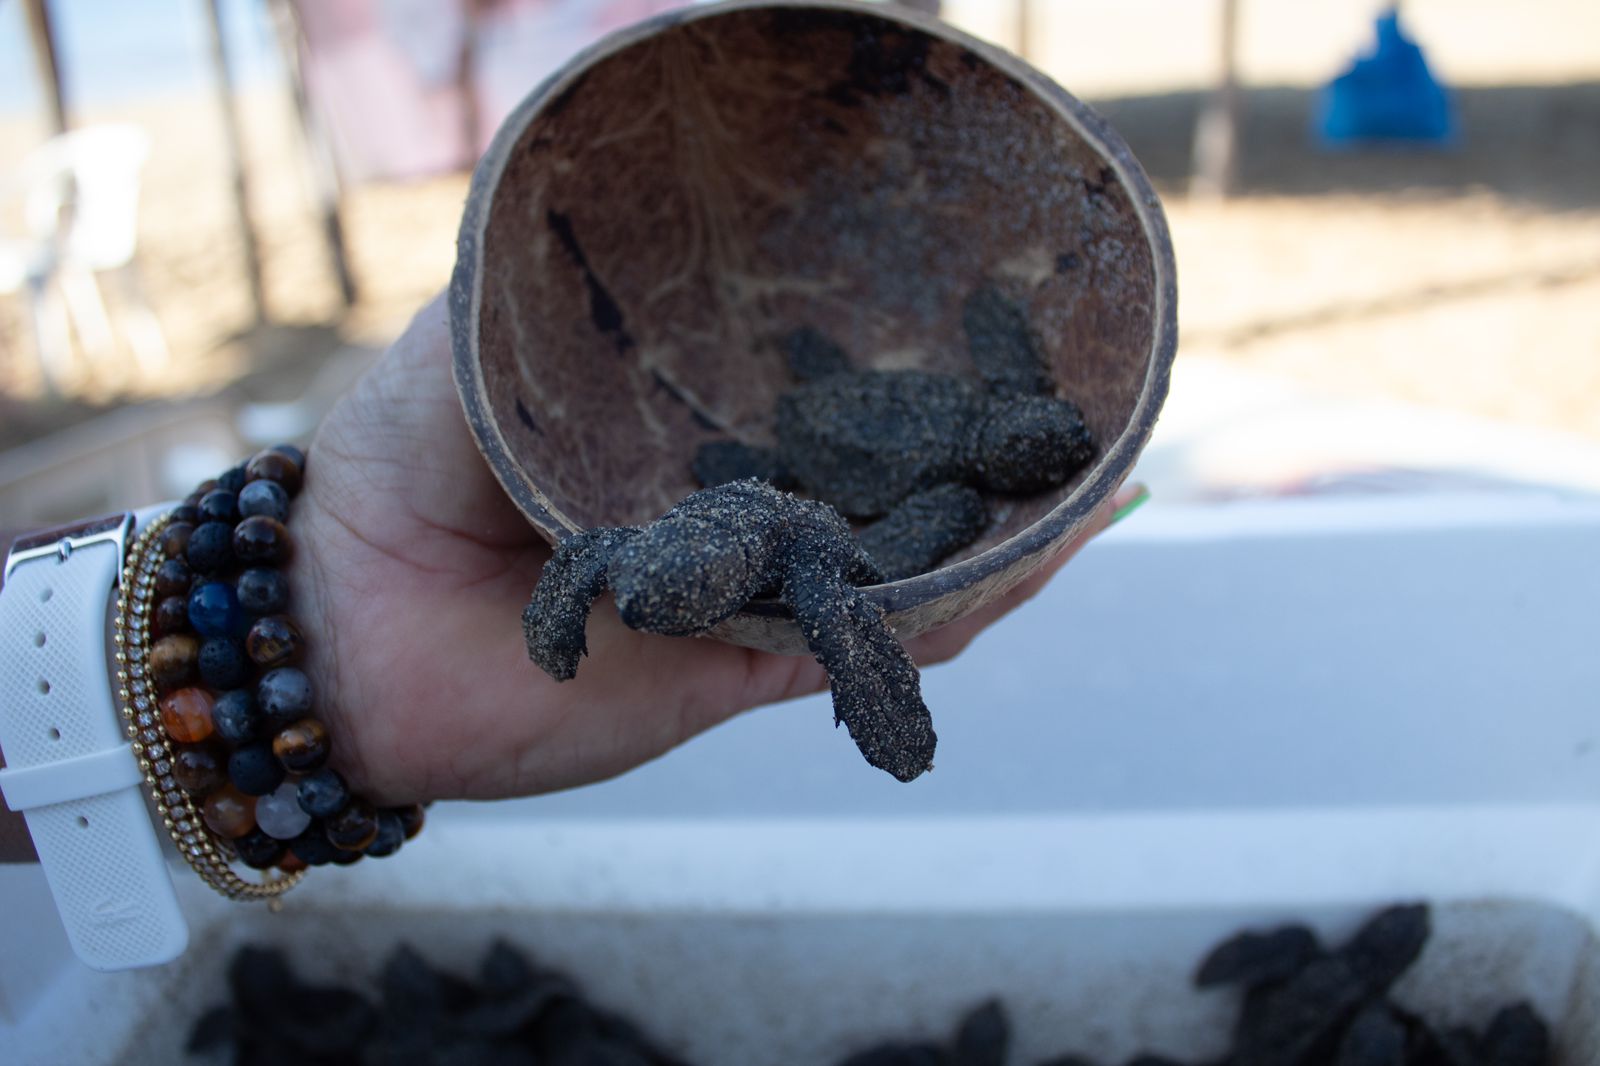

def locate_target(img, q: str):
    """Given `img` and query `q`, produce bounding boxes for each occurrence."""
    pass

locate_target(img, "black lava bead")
[198,638,249,689]
[236,568,289,615]
[212,689,263,745]
[365,811,406,858]
[330,847,364,866]
[258,667,312,723]
[169,503,200,526]
[217,463,248,495]
[186,521,235,574]
[289,824,338,866]
[234,828,286,870]
[228,741,287,796]
[198,489,239,524]
[237,479,289,522]
[296,768,349,819]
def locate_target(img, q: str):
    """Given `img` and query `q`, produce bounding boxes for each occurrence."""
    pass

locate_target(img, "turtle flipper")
[783,560,936,782]
[856,484,989,582]
[523,527,641,680]
[962,284,1054,396]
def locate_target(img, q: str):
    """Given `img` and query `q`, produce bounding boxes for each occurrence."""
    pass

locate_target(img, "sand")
[0,90,461,404]
[0,7,1596,450]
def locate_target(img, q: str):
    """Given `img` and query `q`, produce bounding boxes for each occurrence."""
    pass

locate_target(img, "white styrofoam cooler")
[4,492,1600,1064]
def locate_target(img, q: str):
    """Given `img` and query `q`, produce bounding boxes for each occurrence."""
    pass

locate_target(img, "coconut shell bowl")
[450,0,1177,656]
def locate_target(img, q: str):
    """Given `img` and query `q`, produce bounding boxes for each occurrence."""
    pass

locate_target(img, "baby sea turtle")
[693,284,1096,581]
[522,479,937,782]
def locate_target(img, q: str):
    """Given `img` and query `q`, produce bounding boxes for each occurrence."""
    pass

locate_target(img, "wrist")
[282,490,374,804]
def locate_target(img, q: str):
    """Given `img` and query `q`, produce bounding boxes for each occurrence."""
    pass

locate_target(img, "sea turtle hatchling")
[693,284,1097,582]
[522,479,938,782]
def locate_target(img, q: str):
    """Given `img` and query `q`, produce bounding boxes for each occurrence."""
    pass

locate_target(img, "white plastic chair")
[0,124,168,392]
[0,170,67,389]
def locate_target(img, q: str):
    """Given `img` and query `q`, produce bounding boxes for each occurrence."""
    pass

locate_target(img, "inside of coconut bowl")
[454,3,1171,587]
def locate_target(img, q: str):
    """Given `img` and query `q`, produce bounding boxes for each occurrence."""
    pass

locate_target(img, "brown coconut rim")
[450,0,1177,654]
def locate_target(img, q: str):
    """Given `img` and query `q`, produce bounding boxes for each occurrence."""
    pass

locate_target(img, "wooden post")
[22,0,68,134]
[456,0,485,163]
[201,0,268,324]
[1191,0,1241,199]
[21,0,73,393]
[266,0,357,306]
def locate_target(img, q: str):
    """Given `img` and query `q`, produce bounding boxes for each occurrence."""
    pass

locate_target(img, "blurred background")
[0,0,1597,525]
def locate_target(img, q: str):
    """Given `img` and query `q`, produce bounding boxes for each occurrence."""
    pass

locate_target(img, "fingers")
[903,481,1148,665]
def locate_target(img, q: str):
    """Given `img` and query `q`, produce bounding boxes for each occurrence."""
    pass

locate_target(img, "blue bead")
[188,581,243,639]
[237,479,289,522]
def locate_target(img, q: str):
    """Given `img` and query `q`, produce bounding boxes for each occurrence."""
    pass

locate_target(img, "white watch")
[0,509,189,970]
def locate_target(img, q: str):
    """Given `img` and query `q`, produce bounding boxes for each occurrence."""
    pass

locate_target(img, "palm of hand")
[291,298,1111,805]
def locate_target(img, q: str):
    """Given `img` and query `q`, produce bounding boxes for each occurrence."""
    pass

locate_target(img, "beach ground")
[1,6,1596,452]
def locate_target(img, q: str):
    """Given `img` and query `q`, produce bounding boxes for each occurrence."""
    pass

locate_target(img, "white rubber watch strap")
[0,744,144,810]
[0,514,188,970]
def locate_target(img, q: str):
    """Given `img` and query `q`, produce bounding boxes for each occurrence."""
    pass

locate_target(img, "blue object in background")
[1319,7,1456,147]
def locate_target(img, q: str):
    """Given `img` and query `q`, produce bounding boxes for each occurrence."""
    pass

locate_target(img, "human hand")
[291,294,1136,805]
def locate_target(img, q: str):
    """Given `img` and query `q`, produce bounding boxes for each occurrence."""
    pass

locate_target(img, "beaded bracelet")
[113,445,423,900]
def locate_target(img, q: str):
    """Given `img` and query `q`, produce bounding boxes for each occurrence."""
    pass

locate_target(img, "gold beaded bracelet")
[115,512,303,900]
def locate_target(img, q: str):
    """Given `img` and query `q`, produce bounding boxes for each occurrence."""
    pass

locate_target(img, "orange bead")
[202,784,257,839]
[160,687,215,743]
[277,851,308,873]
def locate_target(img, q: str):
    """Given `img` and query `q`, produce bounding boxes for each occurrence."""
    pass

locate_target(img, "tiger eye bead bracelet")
[114,444,424,899]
